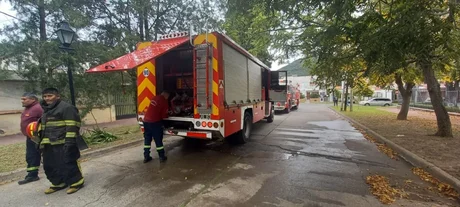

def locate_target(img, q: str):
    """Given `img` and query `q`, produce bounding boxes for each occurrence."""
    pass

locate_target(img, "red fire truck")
[269,71,301,113]
[86,32,279,144]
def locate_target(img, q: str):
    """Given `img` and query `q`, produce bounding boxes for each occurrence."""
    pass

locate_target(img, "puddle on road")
[283,153,299,160]
[276,128,316,133]
[272,131,321,139]
[308,120,357,131]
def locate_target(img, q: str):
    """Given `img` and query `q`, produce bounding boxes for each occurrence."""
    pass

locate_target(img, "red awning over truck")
[86,37,189,73]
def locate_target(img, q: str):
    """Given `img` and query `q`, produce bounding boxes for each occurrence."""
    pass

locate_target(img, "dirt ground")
[358,107,460,180]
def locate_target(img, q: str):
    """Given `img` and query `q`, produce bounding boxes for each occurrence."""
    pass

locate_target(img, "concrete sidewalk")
[0,118,138,146]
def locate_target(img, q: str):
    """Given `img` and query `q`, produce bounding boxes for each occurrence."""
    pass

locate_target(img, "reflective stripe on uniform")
[27,166,39,171]
[40,138,65,145]
[45,121,66,127]
[144,145,151,149]
[64,120,81,127]
[156,146,164,150]
[70,178,84,187]
[51,183,66,188]
[66,132,77,138]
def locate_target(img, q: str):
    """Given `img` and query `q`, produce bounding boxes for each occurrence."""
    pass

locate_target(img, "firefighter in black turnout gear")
[38,88,84,194]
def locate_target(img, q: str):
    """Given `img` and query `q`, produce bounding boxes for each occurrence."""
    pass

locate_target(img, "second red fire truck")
[269,71,301,113]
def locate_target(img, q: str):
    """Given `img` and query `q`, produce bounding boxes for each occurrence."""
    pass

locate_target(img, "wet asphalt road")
[0,103,454,207]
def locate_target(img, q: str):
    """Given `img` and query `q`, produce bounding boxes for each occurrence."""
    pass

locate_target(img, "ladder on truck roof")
[194,43,213,117]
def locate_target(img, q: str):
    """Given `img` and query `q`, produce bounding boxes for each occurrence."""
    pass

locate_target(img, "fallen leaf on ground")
[376,143,398,160]
[353,125,398,160]
[412,167,460,199]
[366,175,408,204]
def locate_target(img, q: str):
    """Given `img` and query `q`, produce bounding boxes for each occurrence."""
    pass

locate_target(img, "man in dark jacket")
[18,92,43,185]
[143,91,170,163]
[38,88,84,194]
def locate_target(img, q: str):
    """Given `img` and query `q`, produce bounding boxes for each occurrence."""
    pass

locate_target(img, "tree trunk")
[38,0,46,41]
[419,60,453,137]
[343,84,349,111]
[139,13,144,41]
[398,94,411,120]
[349,86,353,112]
[143,8,149,40]
[395,73,414,120]
[38,0,47,88]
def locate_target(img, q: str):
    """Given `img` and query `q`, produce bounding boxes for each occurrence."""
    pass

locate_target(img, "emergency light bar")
[159,32,189,40]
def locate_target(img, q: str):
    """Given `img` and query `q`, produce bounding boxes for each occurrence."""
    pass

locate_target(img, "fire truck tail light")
[196,121,201,127]
[221,122,224,127]
[213,122,219,128]
[201,121,206,127]
[207,122,213,128]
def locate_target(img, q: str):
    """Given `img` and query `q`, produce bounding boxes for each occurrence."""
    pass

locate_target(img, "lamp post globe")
[55,21,76,106]
[56,21,75,49]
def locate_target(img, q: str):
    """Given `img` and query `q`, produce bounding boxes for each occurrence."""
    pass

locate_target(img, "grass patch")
[0,143,25,173]
[331,105,394,118]
[0,124,142,173]
[333,105,460,182]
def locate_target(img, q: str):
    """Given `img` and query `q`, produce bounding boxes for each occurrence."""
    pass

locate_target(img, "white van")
[359,98,392,106]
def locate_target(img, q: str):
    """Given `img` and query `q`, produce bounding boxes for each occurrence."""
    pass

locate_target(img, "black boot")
[159,156,168,163]
[18,176,39,185]
[157,149,167,163]
[143,156,153,163]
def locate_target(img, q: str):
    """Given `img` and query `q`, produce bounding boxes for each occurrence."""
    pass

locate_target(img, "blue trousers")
[143,122,165,159]
[26,137,41,177]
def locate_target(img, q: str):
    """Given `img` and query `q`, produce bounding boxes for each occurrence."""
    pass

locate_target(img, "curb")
[408,107,460,117]
[329,107,460,193]
[0,139,143,184]
[395,105,460,117]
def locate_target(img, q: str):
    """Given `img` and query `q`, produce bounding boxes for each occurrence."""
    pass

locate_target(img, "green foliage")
[82,127,118,145]
[353,79,374,98]
[224,1,280,66]
[300,93,306,99]
[0,0,224,121]
[335,90,342,99]
[310,93,320,98]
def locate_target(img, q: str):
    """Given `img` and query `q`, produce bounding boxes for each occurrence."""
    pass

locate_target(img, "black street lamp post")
[55,21,77,106]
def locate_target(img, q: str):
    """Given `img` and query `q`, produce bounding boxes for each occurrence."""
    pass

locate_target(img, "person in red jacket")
[18,92,43,185]
[143,91,170,163]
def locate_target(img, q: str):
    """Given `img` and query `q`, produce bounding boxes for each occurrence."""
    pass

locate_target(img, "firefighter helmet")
[26,121,38,139]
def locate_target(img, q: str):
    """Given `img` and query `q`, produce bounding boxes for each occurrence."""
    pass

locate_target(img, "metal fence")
[108,91,137,119]
[397,88,460,108]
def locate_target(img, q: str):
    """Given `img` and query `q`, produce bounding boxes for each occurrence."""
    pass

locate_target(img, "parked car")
[359,98,392,106]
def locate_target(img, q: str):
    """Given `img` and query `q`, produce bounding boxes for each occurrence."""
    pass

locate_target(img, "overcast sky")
[0,1,16,28]
[0,2,290,70]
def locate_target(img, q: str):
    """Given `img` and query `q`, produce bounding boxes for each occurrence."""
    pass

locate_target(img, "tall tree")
[1,0,224,117]
[224,0,279,66]
[354,0,458,136]
[252,0,458,137]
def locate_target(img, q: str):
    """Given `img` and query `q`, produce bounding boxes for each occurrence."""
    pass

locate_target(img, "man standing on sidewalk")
[18,92,43,185]
[143,91,170,163]
[38,88,84,194]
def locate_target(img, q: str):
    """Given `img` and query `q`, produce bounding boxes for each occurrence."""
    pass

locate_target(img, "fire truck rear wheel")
[232,112,252,145]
